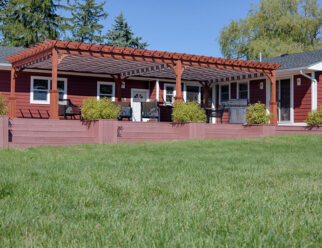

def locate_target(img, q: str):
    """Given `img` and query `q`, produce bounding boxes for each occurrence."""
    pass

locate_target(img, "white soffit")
[308,61,322,71]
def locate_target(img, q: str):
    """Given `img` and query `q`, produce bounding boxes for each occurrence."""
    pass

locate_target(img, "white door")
[131,89,149,122]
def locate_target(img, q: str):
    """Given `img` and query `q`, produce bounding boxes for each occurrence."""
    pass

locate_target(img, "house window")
[30,76,67,104]
[238,82,248,99]
[220,85,229,103]
[164,84,176,105]
[186,85,200,102]
[97,82,115,101]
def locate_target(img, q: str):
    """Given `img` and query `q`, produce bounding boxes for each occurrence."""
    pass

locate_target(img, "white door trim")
[276,77,293,124]
[130,88,150,103]
[131,88,150,122]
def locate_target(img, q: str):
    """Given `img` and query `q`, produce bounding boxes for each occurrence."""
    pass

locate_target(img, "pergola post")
[50,48,59,119]
[169,60,185,102]
[9,67,17,118]
[112,75,124,102]
[204,82,211,108]
[266,70,278,125]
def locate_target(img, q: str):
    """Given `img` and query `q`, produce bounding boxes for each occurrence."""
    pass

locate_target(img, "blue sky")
[75,0,261,57]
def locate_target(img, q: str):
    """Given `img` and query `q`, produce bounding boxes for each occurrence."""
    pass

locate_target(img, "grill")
[222,99,248,124]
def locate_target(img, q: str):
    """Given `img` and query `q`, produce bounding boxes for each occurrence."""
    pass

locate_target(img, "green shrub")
[172,101,206,123]
[246,102,271,125]
[0,93,8,116]
[305,107,322,126]
[81,98,121,120]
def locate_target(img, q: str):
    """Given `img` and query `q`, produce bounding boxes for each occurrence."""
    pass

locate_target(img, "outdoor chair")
[206,107,225,124]
[113,102,132,120]
[141,101,159,121]
[58,99,81,119]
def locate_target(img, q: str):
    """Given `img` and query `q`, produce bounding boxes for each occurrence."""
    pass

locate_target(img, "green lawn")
[0,135,321,247]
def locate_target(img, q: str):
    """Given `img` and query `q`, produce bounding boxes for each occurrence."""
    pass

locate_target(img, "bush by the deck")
[81,98,121,120]
[0,93,8,116]
[246,102,271,125]
[172,101,206,123]
[305,107,322,126]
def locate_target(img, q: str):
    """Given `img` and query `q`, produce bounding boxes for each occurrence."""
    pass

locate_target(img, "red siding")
[293,74,311,123]
[0,69,153,118]
[249,79,266,104]
[230,82,237,99]
[0,70,10,106]
[149,81,157,101]
[316,72,322,108]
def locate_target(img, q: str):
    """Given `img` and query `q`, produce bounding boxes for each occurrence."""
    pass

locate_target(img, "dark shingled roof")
[262,49,322,70]
[0,46,24,64]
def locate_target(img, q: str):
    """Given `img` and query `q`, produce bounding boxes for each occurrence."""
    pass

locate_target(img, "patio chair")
[141,101,159,121]
[113,102,132,120]
[207,107,225,124]
[59,99,81,119]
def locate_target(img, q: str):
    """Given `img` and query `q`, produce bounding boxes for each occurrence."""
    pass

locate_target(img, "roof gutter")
[300,69,317,111]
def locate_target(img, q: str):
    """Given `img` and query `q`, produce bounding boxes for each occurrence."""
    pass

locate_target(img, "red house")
[0,40,321,125]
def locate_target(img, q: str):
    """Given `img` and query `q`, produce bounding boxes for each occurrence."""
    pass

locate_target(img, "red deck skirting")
[0,116,9,148]
[2,118,322,148]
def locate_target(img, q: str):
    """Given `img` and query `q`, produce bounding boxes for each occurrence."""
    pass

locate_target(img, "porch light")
[260,82,264,90]
[121,81,126,88]
[297,78,301,86]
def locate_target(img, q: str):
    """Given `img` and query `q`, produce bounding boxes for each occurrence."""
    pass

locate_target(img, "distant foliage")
[219,0,322,60]
[246,102,271,125]
[0,93,8,116]
[81,98,120,120]
[172,101,206,123]
[305,107,322,126]
[0,0,67,47]
[68,0,107,43]
[105,13,148,49]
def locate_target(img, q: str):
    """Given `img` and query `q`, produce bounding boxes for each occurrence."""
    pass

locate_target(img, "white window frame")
[163,83,176,105]
[184,84,202,103]
[237,81,249,100]
[97,81,115,101]
[30,76,67,104]
[219,83,231,104]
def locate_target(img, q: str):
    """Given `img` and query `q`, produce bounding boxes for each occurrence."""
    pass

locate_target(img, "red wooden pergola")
[6,40,280,124]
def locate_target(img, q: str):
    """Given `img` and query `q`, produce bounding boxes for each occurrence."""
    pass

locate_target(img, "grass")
[0,135,321,247]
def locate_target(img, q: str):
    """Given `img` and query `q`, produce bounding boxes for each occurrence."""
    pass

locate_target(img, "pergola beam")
[7,40,280,75]
[119,63,169,77]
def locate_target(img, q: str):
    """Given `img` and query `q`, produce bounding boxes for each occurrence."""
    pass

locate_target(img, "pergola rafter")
[5,40,280,124]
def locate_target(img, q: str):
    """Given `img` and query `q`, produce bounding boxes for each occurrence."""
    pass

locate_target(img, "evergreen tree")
[219,0,322,60]
[105,13,148,49]
[0,0,67,47]
[68,0,107,43]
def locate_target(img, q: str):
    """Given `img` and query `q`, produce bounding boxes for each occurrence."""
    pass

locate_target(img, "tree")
[219,0,322,60]
[68,0,107,43]
[0,0,67,47]
[105,13,148,49]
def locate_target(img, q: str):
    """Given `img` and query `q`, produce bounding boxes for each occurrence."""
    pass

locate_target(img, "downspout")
[300,70,317,111]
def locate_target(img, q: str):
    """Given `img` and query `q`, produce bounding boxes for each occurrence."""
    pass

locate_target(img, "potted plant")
[172,101,206,123]
[305,107,322,127]
[81,98,121,120]
[245,102,271,125]
[0,93,8,117]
